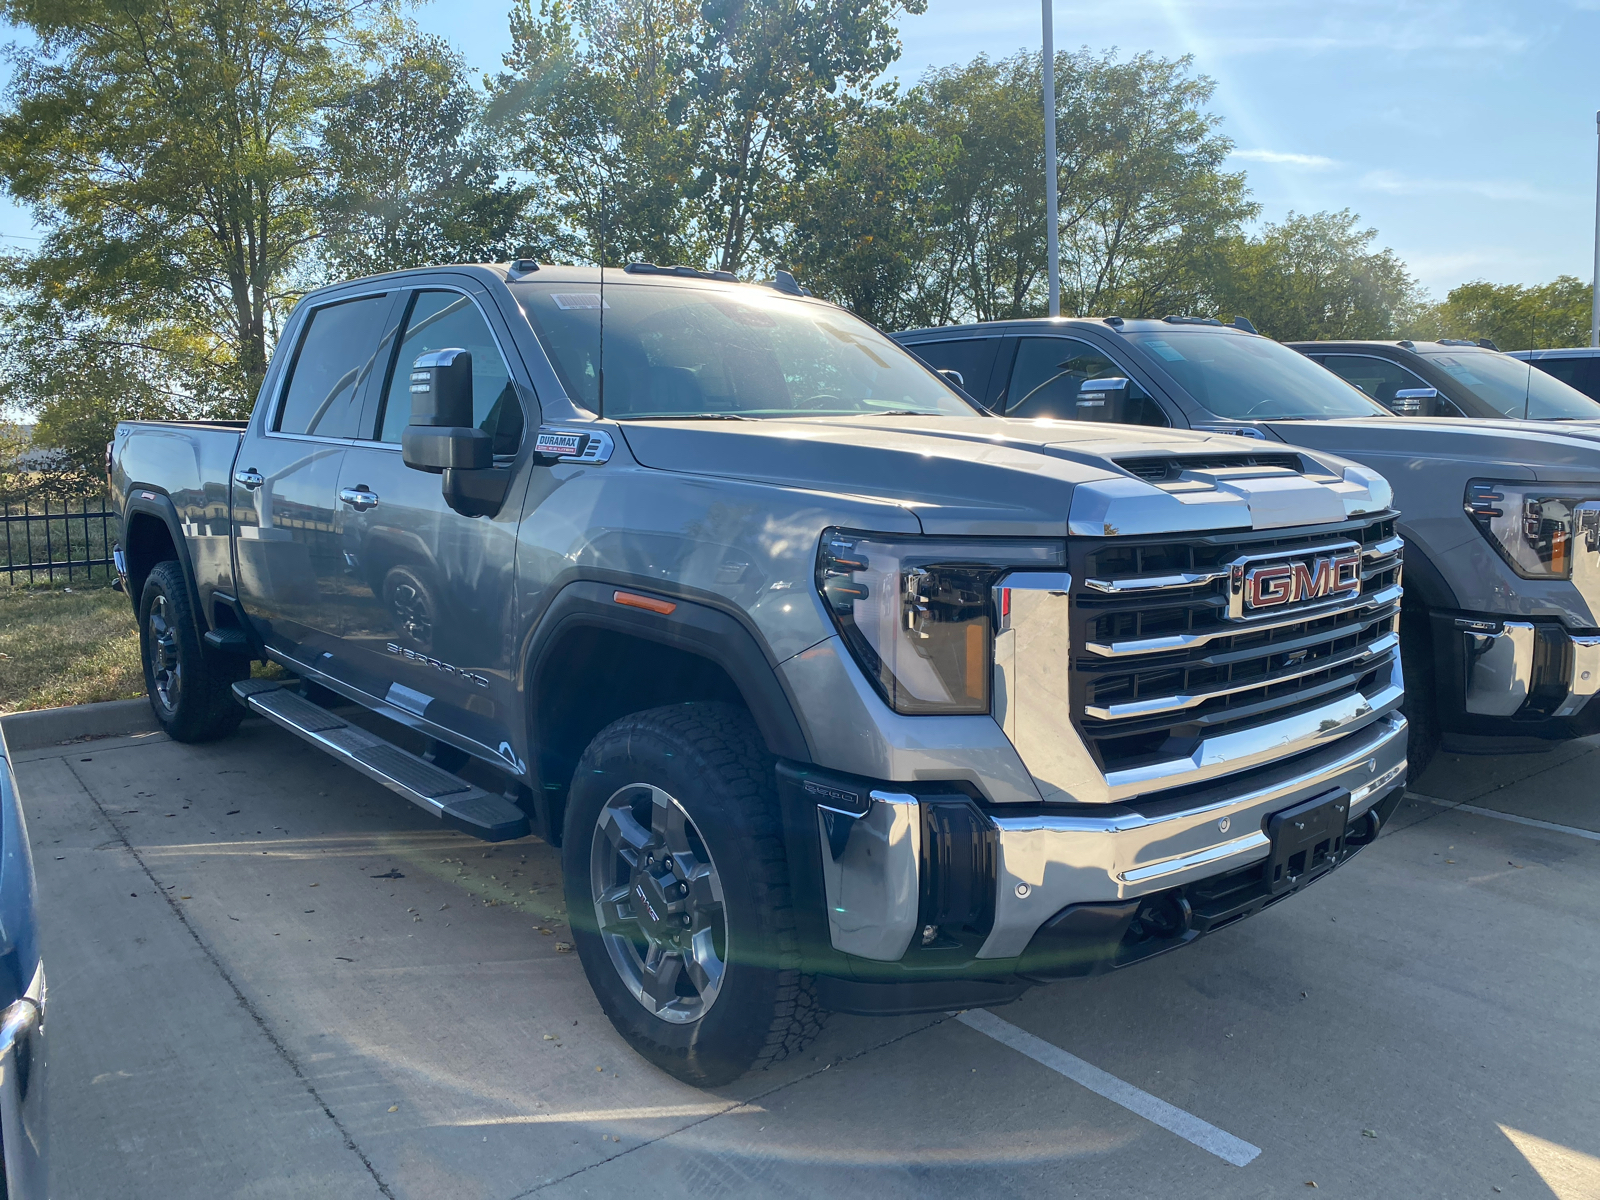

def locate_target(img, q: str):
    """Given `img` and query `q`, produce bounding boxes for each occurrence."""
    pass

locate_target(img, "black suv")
[1287,339,1600,422]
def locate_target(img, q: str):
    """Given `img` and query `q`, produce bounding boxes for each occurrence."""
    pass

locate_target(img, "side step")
[231,680,529,842]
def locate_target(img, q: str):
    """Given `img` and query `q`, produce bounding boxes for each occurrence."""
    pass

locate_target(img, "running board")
[231,680,529,842]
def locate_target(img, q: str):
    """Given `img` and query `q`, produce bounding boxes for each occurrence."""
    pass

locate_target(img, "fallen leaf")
[180,895,191,900]
[387,1105,398,1113]
[554,942,572,953]
[1446,860,1456,864]
[336,956,354,962]
[1362,1129,1377,1138]
[543,1034,556,1041]
[226,810,240,815]
[309,883,318,887]
[370,869,404,879]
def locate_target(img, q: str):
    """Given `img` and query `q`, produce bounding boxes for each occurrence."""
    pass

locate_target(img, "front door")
[332,285,531,767]
[233,290,396,665]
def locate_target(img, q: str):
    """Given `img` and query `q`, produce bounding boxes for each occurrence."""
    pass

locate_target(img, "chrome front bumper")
[1461,619,1600,718]
[817,714,1408,964]
[0,962,46,1200]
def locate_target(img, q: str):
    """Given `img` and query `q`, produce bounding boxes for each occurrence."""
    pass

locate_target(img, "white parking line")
[1418,796,1600,843]
[956,1009,1262,1167]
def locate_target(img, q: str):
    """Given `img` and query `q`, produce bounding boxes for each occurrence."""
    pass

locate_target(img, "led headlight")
[816,530,1062,714]
[1465,481,1600,579]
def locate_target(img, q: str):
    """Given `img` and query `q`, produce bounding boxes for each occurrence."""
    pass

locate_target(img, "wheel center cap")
[631,855,683,941]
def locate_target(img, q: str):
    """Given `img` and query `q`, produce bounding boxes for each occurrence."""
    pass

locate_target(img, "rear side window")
[274,295,390,437]
[903,338,1002,405]
[1005,337,1168,426]
[378,290,523,453]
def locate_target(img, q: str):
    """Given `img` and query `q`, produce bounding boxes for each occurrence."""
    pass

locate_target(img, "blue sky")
[4,0,1598,298]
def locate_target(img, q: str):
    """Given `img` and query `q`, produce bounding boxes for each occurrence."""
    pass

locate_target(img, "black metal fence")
[1,494,120,586]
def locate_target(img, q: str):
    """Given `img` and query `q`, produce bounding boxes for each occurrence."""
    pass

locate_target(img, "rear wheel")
[562,703,825,1086]
[139,560,247,743]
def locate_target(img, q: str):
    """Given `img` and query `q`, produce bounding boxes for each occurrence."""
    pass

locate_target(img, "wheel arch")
[522,581,813,843]
[121,489,208,630]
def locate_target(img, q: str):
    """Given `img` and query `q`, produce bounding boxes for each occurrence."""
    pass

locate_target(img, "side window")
[904,338,1002,406]
[1319,355,1463,417]
[1537,357,1600,403]
[378,290,524,453]
[1005,337,1168,426]
[274,295,391,437]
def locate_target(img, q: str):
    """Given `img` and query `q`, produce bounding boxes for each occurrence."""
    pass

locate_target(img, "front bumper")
[789,712,1407,1011]
[1436,612,1600,746]
[0,961,46,1200]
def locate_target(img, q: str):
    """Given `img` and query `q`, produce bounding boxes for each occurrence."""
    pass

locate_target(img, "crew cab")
[1286,338,1600,420]
[896,317,1600,772]
[111,268,1407,1085]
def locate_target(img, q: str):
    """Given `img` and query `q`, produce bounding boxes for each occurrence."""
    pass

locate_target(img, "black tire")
[1399,604,1440,778]
[562,702,825,1086]
[139,560,247,743]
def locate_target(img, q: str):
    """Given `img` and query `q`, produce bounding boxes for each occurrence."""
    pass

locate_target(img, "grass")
[0,583,144,714]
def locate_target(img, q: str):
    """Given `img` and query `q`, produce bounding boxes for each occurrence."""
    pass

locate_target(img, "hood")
[1261,417,1600,485]
[617,415,1392,537]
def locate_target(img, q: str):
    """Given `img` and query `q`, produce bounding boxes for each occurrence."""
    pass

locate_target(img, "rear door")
[901,336,1007,409]
[232,290,396,665]
[331,282,533,765]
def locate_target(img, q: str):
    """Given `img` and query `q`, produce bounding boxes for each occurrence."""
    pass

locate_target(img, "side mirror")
[402,349,491,474]
[1076,377,1130,409]
[400,348,509,518]
[1391,386,1438,416]
[937,368,965,388]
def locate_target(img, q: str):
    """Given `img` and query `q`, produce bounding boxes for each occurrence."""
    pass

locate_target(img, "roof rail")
[1161,315,1224,326]
[1437,338,1479,347]
[1476,338,1500,351]
[623,262,738,282]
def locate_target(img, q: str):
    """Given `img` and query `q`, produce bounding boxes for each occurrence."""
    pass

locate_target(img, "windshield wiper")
[619,412,753,421]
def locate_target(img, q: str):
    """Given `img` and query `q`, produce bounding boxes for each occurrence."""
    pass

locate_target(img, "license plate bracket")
[1263,788,1351,894]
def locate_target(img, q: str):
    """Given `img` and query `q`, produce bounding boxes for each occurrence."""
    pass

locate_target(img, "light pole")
[1043,0,1060,318]
[1591,109,1599,348]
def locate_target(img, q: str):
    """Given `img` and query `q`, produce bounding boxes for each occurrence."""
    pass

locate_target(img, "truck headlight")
[1466,481,1600,579]
[816,529,1063,714]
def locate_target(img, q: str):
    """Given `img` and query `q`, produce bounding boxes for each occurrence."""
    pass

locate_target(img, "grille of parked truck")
[896,316,1600,776]
[109,267,1407,1085]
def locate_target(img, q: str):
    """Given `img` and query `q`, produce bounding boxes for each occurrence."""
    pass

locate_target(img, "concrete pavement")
[15,718,1600,1198]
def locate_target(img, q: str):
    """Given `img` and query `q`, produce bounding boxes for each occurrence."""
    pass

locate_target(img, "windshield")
[517,281,978,419]
[1122,330,1389,420]
[1417,349,1600,421]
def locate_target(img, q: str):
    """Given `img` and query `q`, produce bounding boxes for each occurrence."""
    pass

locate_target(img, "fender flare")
[523,579,813,764]
[1396,529,1459,612]
[121,486,210,632]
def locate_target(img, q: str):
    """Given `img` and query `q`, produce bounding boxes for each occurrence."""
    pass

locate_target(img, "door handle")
[234,469,264,490]
[339,486,379,511]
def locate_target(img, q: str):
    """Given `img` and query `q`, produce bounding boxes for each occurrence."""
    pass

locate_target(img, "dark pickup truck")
[110,264,1407,1084]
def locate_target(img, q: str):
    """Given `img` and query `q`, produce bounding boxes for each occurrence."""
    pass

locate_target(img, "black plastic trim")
[121,487,209,632]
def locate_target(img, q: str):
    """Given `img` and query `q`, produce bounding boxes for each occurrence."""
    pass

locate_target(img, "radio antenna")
[597,175,606,420]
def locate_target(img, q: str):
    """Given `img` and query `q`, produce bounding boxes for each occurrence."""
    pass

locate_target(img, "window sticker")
[551,293,610,310]
[1144,339,1186,362]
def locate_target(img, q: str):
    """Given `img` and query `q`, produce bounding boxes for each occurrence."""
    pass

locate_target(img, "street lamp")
[1043,0,1060,318]
[1591,109,1599,348]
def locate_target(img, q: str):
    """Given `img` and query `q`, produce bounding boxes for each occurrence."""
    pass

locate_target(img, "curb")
[0,698,160,752]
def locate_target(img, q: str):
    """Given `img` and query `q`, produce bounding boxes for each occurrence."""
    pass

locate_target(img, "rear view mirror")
[1076,377,1130,409]
[402,348,490,475]
[400,347,510,518]
[1390,387,1438,416]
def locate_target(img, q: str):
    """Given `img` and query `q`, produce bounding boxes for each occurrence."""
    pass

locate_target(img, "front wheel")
[562,703,825,1086]
[139,560,246,743]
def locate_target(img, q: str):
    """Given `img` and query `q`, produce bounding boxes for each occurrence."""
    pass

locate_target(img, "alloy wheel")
[590,784,727,1024]
[146,593,181,712]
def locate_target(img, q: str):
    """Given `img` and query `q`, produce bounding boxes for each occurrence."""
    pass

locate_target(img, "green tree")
[492,0,921,275]
[1416,276,1593,350]
[785,107,947,329]
[316,31,556,281]
[0,0,380,409]
[1209,209,1423,341]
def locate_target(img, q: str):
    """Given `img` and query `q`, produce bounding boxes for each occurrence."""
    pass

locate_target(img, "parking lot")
[14,716,1600,1199]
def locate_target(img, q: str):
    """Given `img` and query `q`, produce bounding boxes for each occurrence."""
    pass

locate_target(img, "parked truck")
[111,266,1407,1085]
[896,316,1600,772]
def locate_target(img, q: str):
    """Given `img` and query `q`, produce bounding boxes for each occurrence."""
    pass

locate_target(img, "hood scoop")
[1116,452,1306,484]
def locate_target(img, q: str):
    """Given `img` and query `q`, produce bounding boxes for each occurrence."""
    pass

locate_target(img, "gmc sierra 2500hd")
[110,264,1407,1085]
[897,317,1600,773]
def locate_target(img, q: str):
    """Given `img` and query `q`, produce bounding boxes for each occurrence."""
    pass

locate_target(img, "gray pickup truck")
[897,317,1600,772]
[111,265,1407,1084]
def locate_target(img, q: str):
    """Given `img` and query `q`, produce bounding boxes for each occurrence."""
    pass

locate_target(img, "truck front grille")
[1068,514,1402,781]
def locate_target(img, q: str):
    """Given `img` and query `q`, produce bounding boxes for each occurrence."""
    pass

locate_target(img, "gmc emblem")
[1241,553,1361,612]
